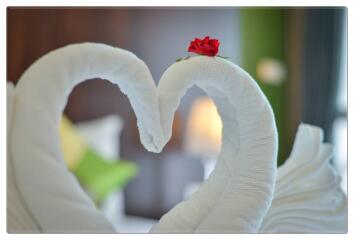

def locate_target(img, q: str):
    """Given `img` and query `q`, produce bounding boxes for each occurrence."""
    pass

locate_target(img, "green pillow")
[60,115,138,204]
[74,148,138,203]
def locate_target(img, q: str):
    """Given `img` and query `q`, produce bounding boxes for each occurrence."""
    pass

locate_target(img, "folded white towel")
[260,124,347,233]
[7,43,347,233]
[9,43,163,233]
[152,56,346,233]
[7,82,40,233]
[152,56,278,233]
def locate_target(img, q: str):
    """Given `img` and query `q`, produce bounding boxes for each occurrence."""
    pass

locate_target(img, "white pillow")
[75,115,123,160]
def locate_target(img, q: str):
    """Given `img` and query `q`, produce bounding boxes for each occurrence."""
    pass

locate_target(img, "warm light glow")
[184,97,222,156]
[257,58,286,85]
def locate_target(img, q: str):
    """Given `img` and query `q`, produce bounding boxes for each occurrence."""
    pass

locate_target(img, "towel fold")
[260,123,347,233]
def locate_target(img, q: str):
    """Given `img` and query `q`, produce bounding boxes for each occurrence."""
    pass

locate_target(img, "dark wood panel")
[7,8,134,83]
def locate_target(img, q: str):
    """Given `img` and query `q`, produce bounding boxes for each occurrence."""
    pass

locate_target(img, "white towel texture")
[260,124,347,233]
[9,43,163,233]
[151,56,278,233]
[7,43,347,233]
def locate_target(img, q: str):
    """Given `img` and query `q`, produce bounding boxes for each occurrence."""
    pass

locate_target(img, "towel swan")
[7,43,347,233]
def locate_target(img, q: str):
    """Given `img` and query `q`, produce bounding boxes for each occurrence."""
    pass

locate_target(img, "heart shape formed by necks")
[10,43,277,233]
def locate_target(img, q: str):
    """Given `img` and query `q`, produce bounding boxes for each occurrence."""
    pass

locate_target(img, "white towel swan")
[151,56,278,233]
[7,43,347,233]
[8,43,163,233]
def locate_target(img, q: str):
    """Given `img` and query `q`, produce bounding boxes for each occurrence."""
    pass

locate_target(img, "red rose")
[188,36,220,57]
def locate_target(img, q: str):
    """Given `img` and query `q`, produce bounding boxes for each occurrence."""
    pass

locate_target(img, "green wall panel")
[240,9,287,165]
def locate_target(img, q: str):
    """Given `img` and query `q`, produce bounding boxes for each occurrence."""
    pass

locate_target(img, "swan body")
[7,43,347,233]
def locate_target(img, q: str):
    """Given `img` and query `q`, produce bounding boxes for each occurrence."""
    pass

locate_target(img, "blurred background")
[7,7,347,233]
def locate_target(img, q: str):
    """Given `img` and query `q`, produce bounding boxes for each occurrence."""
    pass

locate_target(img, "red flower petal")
[187,36,219,56]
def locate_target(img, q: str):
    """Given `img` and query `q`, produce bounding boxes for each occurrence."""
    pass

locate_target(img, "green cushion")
[73,148,138,203]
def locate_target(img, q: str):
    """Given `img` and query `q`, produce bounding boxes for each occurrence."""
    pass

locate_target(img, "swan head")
[139,126,164,153]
